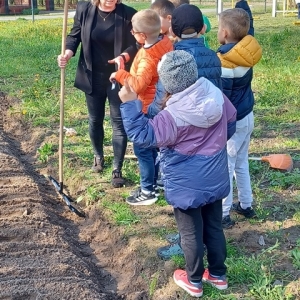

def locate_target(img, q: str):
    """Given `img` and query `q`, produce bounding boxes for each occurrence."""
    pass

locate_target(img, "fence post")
[272,0,277,17]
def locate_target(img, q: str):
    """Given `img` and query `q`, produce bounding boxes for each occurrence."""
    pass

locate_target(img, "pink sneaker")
[202,269,228,290]
[173,269,203,297]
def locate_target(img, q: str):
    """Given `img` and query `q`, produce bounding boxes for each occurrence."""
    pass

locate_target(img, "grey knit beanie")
[157,50,198,94]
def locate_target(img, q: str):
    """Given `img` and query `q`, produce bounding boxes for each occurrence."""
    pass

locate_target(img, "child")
[149,4,222,133]
[155,4,223,260]
[172,4,222,89]
[150,0,175,39]
[148,0,176,192]
[110,9,173,205]
[118,50,236,298]
[147,0,176,118]
[235,0,254,36]
[217,8,262,228]
[170,0,212,47]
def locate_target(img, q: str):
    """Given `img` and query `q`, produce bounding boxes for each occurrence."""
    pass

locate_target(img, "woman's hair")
[91,0,122,6]
[132,9,161,38]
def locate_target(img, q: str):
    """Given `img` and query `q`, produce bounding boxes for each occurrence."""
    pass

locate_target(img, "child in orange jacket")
[110,9,173,205]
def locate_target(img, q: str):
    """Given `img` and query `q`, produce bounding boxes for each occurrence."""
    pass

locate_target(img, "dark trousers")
[174,199,227,283]
[85,72,127,170]
[297,3,300,19]
[133,143,158,192]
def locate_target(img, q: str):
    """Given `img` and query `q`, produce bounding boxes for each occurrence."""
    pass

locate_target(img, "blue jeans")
[174,199,227,283]
[133,143,158,192]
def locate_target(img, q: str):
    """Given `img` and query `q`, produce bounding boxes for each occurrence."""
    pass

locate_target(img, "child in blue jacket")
[118,50,236,297]
[170,0,212,47]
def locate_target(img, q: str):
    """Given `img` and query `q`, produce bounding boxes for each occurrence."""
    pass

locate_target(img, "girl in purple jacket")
[118,50,236,297]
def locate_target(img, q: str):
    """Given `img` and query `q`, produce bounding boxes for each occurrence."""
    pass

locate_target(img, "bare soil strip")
[0,93,121,300]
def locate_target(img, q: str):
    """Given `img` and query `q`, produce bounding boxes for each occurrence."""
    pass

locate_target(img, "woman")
[57,0,137,188]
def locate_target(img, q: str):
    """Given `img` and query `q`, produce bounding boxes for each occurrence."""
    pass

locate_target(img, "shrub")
[22,8,40,15]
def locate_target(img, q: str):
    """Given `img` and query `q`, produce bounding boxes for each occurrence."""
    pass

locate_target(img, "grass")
[1,7,300,300]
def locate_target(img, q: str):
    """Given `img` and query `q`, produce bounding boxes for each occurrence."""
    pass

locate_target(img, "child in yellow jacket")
[110,9,173,205]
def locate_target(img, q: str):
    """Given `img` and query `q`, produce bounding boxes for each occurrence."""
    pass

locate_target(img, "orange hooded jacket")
[115,35,173,113]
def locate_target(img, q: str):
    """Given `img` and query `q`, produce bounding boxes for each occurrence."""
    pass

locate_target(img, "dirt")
[1,91,300,300]
[0,93,127,300]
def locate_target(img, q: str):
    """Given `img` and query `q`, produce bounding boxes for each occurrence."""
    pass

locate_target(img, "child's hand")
[109,72,117,83]
[118,79,137,103]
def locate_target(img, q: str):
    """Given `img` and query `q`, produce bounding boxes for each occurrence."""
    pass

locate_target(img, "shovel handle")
[248,157,262,161]
[59,0,69,184]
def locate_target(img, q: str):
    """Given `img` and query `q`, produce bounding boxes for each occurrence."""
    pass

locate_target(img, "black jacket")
[66,1,137,94]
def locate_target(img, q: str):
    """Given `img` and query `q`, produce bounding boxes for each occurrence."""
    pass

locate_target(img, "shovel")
[249,154,293,172]
[49,176,85,218]
[49,0,85,218]
[120,154,294,172]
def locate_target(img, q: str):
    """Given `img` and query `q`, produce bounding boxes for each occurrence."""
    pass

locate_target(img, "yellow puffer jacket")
[115,35,173,113]
[217,35,262,68]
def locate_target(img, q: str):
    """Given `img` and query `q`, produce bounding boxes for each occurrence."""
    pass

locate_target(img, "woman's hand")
[57,50,74,68]
[108,53,129,70]
[108,56,124,70]
[118,79,137,103]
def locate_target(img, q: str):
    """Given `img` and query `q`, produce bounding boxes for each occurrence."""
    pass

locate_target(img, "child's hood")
[217,35,262,68]
[165,77,224,128]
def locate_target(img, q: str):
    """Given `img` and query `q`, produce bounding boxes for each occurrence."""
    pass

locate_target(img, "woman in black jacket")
[57,0,137,187]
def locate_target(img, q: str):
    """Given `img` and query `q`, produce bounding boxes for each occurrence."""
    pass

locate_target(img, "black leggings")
[85,72,127,170]
[174,199,227,283]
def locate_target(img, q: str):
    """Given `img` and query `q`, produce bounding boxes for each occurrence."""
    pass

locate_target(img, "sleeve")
[115,57,156,95]
[223,94,237,140]
[65,2,85,55]
[120,100,178,148]
[147,79,166,119]
[120,6,138,62]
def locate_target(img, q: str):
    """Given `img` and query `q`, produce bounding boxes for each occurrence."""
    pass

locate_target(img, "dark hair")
[170,0,189,8]
[151,0,175,18]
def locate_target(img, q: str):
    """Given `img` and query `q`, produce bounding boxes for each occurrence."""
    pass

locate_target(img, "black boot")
[92,156,104,173]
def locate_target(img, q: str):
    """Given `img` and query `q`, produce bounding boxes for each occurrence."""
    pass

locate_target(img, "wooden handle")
[248,157,262,161]
[59,0,69,185]
[104,154,137,159]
